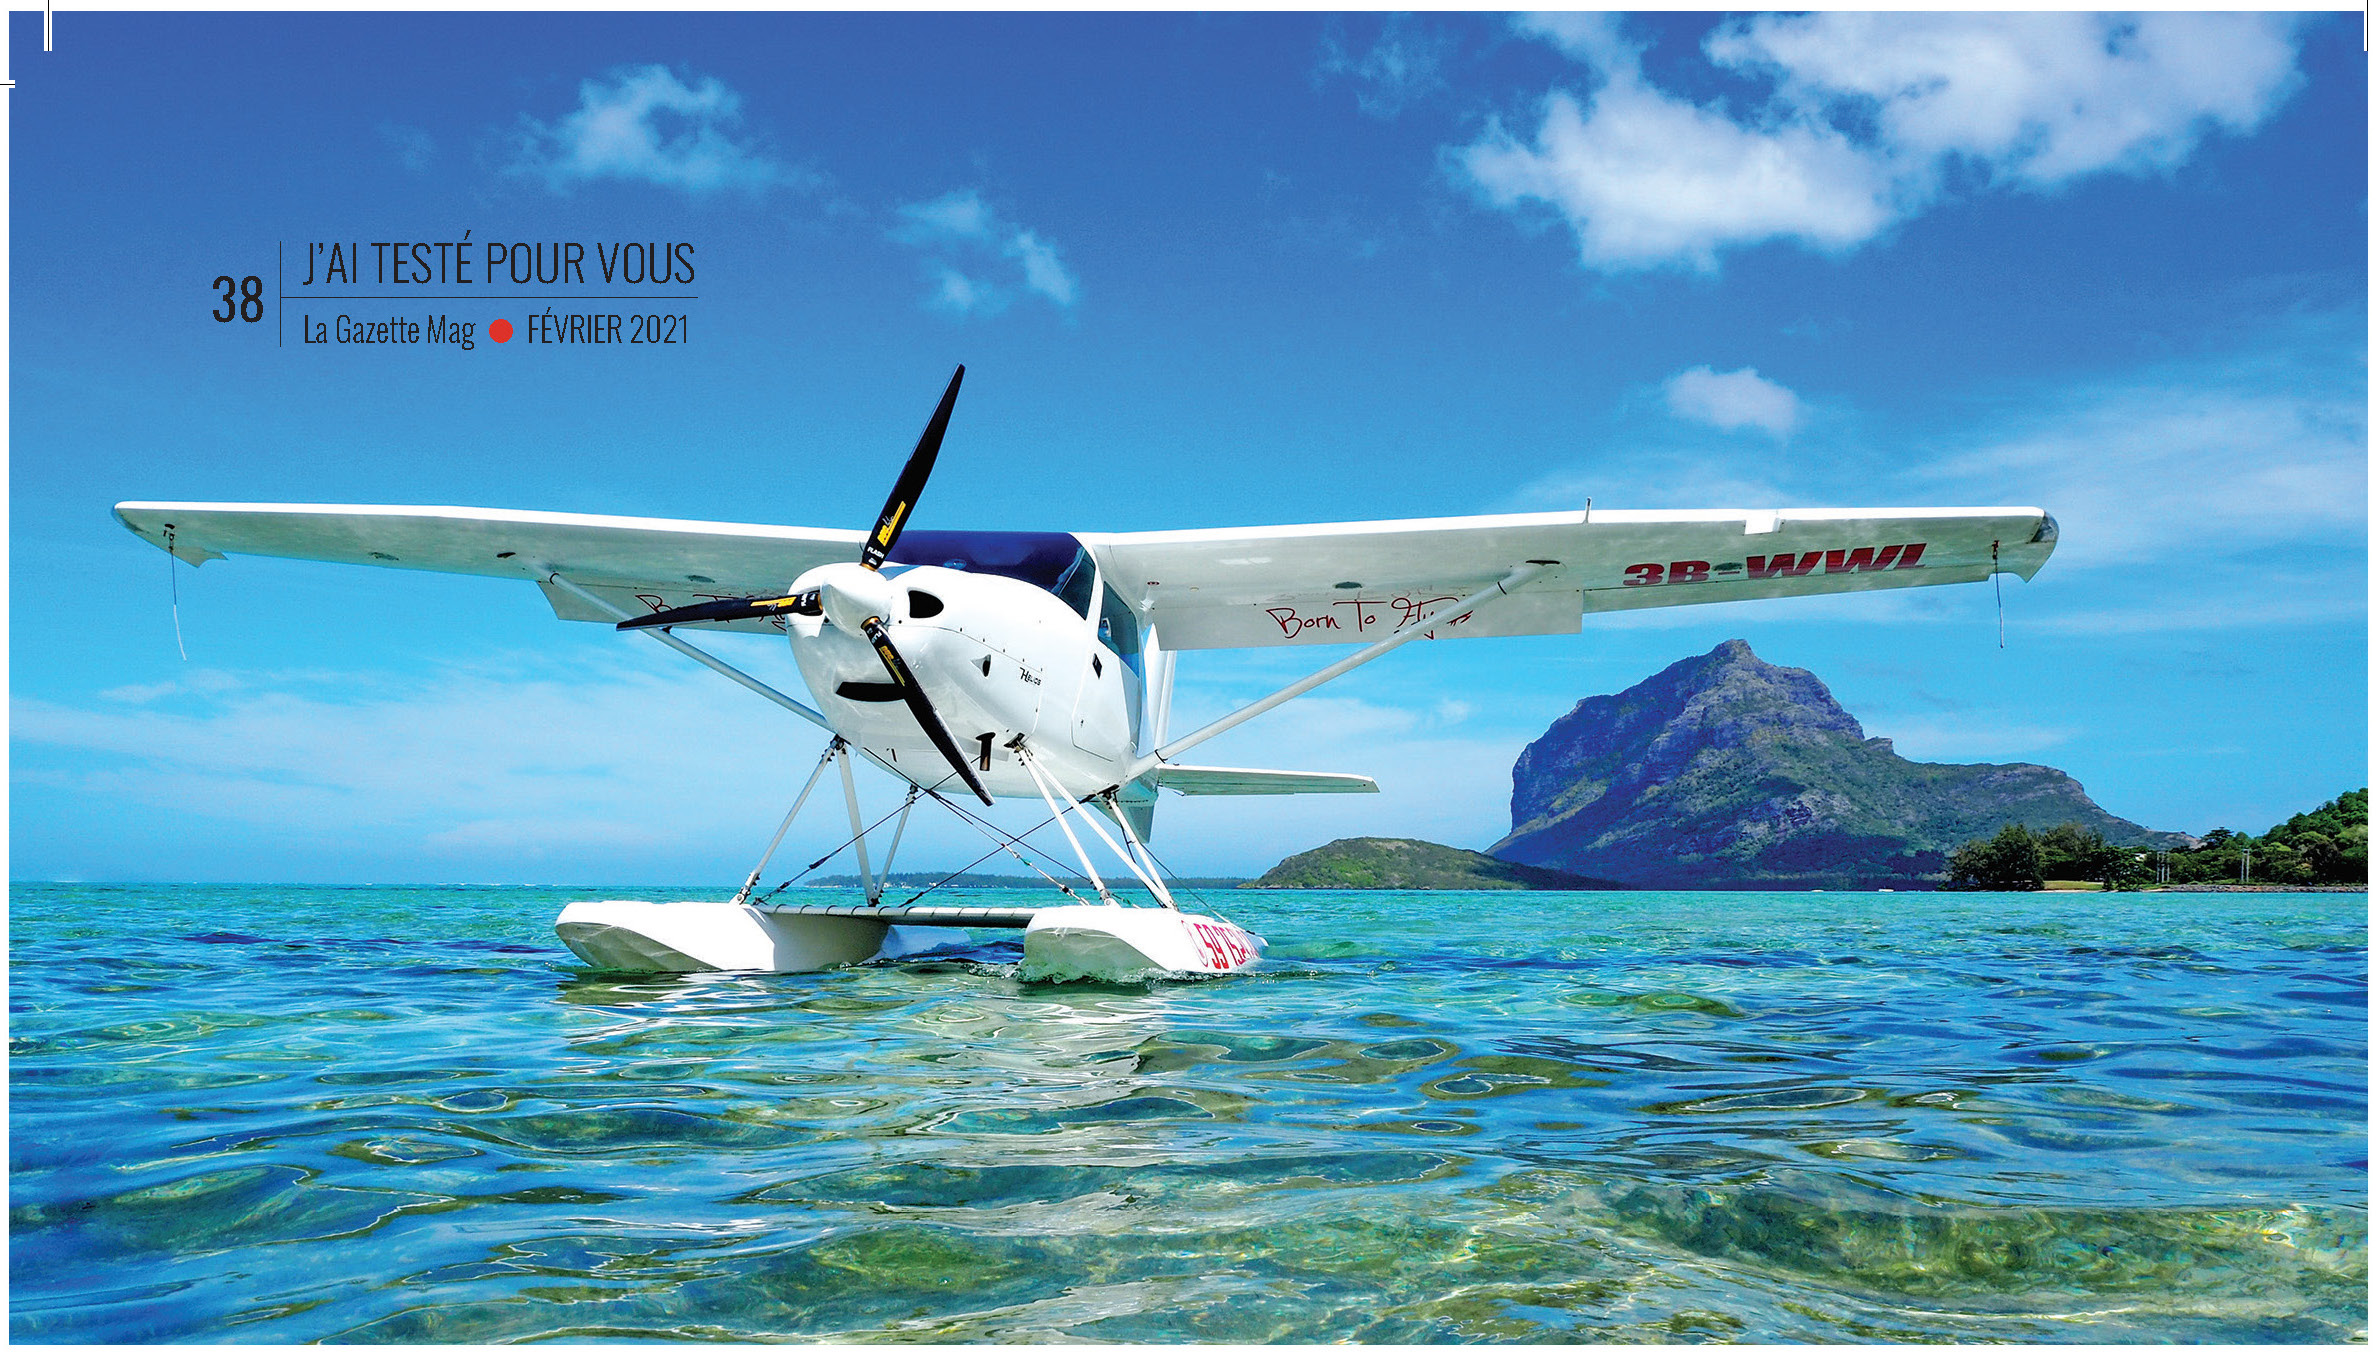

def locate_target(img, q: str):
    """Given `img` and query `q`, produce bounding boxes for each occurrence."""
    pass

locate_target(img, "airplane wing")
[114,502,867,634]
[1079,506,2056,650]
[117,501,2057,646]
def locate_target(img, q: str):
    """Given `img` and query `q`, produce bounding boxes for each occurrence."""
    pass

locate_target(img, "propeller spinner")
[616,366,991,805]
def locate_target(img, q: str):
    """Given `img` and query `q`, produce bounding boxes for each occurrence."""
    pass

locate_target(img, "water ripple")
[9,884,2364,1342]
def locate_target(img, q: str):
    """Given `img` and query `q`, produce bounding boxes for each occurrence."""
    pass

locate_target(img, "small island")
[1245,838,1623,890]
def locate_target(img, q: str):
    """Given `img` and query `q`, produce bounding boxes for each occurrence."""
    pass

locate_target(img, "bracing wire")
[1129,836,1225,920]
[903,787,1096,908]
[1991,539,2004,649]
[164,528,189,662]
[749,773,954,906]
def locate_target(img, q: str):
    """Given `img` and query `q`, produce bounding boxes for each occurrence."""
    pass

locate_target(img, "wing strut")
[542,571,831,731]
[1124,561,1557,781]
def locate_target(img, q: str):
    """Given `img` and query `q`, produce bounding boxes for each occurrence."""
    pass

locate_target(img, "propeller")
[613,589,818,631]
[862,617,991,805]
[862,365,963,571]
[616,365,992,805]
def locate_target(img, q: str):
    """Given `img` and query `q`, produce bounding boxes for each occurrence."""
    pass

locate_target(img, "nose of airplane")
[798,560,899,635]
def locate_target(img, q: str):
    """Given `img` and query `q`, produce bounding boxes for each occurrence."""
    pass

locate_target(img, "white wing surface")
[114,502,866,634]
[116,501,2056,646]
[1081,507,2055,650]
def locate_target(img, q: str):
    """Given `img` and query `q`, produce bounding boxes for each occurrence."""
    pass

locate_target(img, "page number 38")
[212,274,263,323]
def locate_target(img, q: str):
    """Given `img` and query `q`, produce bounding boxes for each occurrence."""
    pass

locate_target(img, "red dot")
[490,318,513,343]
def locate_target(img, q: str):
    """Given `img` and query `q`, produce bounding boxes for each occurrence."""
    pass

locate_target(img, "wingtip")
[112,503,225,565]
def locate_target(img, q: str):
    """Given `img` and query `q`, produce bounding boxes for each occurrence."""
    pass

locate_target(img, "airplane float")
[117,367,2057,982]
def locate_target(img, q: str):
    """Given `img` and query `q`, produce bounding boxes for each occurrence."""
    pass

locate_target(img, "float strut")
[838,741,878,906]
[733,740,841,904]
[1100,792,1179,911]
[1011,740,1117,906]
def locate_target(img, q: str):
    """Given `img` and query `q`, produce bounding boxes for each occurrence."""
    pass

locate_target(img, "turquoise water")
[10,884,2365,1343]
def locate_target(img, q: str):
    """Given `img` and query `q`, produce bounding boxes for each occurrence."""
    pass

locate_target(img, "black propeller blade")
[860,616,994,805]
[615,591,818,632]
[860,365,963,572]
[614,367,990,806]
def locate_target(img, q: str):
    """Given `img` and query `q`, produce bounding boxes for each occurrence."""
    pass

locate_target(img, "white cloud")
[1510,11,1640,72]
[1853,716,2077,762]
[510,65,798,195]
[1505,455,1801,518]
[98,668,249,705]
[30,643,1469,881]
[1008,231,1077,307]
[377,121,433,173]
[933,268,991,316]
[1663,365,1802,438]
[1918,380,2364,571]
[1318,16,1452,119]
[1459,86,1891,272]
[2023,592,2365,637]
[893,191,1079,315]
[13,646,869,879]
[1498,312,2364,637]
[1148,691,1524,869]
[1710,13,2302,189]
[899,191,996,240]
[1459,13,2303,273]
[14,651,1525,881]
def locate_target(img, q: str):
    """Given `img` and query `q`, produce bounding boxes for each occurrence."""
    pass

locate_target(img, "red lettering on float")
[1191,921,1231,970]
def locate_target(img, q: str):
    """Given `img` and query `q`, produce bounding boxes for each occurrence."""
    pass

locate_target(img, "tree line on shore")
[1945,789,2367,890]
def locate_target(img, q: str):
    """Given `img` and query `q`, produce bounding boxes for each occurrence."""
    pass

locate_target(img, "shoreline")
[2142,883,2367,893]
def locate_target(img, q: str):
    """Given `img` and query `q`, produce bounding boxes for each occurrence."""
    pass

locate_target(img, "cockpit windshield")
[887,530,1097,618]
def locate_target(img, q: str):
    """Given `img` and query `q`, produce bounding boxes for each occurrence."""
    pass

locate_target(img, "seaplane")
[116,367,2057,982]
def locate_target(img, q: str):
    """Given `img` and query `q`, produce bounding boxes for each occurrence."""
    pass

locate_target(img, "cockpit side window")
[1052,548,1097,619]
[1097,582,1143,671]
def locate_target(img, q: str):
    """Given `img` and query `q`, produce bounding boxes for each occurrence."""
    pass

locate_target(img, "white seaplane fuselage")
[788,558,1141,801]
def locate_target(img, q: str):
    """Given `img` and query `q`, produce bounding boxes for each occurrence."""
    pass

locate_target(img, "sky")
[10,10,2367,884]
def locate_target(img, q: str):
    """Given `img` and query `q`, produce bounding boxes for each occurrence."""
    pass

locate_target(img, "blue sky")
[11,11,2366,883]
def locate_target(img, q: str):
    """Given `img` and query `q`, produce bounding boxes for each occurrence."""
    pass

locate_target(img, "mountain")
[1489,639,2183,889]
[1246,838,1623,890]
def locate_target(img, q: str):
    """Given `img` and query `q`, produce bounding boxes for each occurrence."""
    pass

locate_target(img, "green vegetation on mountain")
[1247,838,1622,890]
[1944,822,2114,890]
[1947,790,2368,890]
[1490,640,2186,889]
[2171,788,2370,885]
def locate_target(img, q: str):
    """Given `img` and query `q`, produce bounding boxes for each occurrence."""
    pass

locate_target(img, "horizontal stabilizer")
[1151,764,1378,796]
